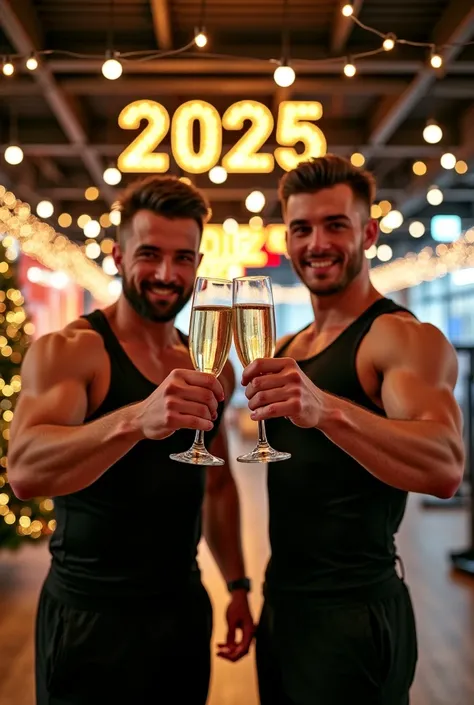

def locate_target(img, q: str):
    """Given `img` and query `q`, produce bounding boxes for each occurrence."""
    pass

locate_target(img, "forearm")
[202,477,246,584]
[319,393,464,498]
[9,403,145,499]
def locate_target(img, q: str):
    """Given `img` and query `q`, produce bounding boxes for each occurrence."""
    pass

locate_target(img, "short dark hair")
[278,154,376,215]
[115,175,210,247]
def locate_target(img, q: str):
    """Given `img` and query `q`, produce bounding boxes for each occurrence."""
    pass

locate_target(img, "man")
[8,175,254,705]
[242,155,465,705]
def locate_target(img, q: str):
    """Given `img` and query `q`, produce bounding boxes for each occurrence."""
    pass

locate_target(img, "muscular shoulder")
[370,313,457,385]
[21,317,105,390]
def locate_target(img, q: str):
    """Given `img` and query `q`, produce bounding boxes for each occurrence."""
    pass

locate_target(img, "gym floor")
[1,431,473,705]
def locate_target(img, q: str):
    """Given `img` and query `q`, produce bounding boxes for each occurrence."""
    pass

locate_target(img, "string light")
[208,166,227,184]
[440,153,456,169]
[273,64,296,88]
[350,152,365,167]
[101,54,123,80]
[455,160,468,174]
[103,167,122,185]
[342,3,353,16]
[26,53,38,71]
[413,161,427,176]
[83,220,101,238]
[430,51,443,69]
[36,201,54,219]
[423,120,443,144]
[383,34,396,51]
[85,187,99,201]
[58,213,72,228]
[427,186,443,206]
[245,191,265,214]
[194,29,208,48]
[2,59,14,76]
[409,221,425,238]
[344,59,356,77]
[4,146,24,166]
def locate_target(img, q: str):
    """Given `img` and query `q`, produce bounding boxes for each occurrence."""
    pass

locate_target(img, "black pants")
[256,580,418,705]
[35,582,213,705]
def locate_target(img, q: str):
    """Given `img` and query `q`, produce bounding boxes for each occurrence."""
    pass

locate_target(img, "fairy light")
[208,166,227,184]
[4,146,24,166]
[274,64,296,88]
[423,120,443,144]
[440,153,456,170]
[103,167,122,185]
[350,152,365,167]
[2,59,14,77]
[342,3,353,16]
[430,51,443,69]
[26,54,38,71]
[455,160,468,174]
[413,161,427,176]
[245,191,266,214]
[383,34,396,51]
[85,187,100,201]
[409,221,425,238]
[101,54,123,80]
[344,60,356,77]
[58,213,72,228]
[195,30,208,48]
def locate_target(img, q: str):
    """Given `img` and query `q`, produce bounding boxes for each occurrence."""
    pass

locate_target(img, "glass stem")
[193,430,206,448]
[257,420,270,448]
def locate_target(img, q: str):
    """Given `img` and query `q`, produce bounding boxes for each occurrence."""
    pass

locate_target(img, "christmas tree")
[0,233,55,549]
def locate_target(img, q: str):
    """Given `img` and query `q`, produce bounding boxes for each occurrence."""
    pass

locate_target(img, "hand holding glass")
[233,276,291,463]
[170,277,233,466]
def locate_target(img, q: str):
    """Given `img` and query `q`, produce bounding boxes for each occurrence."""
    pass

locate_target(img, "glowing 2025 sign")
[117,100,327,174]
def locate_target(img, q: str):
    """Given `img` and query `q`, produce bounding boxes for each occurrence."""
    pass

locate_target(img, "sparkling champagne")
[190,306,233,376]
[233,303,276,367]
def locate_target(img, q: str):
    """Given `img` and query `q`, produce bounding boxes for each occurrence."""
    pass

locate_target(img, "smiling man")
[241,155,465,705]
[8,175,253,705]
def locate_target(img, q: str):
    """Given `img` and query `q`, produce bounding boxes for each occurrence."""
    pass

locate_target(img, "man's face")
[113,211,201,322]
[285,184,378,297]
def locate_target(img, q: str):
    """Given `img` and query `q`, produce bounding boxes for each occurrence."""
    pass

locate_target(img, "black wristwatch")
[227,577,251,593]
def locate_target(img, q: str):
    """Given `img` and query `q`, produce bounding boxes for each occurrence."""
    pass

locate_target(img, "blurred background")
[1,0,474,702]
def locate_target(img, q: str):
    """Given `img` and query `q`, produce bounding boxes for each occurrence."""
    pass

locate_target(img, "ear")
[112,242,124,276]
[363,218,379,251]
[197,252,203,267]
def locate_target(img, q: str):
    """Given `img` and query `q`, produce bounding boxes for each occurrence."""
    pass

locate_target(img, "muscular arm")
[316,319,464,498]
[8,329,144,500]
[245,317,465,499]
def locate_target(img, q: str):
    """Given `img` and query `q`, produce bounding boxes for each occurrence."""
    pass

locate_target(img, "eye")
[177,254,194,263]
[328,222,347,231]
[292,226,311,237]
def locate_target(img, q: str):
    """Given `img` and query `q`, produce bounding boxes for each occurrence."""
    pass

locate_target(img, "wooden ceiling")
[0,0,474,251]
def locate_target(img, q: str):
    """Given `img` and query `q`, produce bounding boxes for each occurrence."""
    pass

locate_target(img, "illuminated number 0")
[118,100,170,173]
[275,102,327,171]
[222,101,274,173]
[172,100,222,174]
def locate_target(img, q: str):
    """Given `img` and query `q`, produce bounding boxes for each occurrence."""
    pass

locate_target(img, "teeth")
[308,260,335,268]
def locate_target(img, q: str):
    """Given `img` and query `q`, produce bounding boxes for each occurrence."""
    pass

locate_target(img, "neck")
[309,271,382,333]
[109,294,179,349]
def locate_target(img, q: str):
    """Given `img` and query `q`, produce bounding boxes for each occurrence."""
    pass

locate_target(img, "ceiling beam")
[0,0,115,206]
[331,0,365,54]
[368,0,474,147]
[149,0,172,50]
[41,57,474,76]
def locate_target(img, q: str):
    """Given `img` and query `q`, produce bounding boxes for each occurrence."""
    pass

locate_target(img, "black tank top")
[45,310,224,610]
[264,298,414,601]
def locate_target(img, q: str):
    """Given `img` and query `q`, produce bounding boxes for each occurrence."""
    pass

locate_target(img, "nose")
[154,257,175,283]
[307,226,330,253]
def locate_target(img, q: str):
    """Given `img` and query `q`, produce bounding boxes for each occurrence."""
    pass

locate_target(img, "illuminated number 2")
[222,101,274,173]
[118,100,170,173]
[275,102,327,171]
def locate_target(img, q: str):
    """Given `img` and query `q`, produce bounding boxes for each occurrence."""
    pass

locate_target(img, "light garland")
[0,186,115,305]
[2,12,474,80]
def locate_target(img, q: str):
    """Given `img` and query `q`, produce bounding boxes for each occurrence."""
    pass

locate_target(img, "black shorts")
[256,579,418,705]
[35,581,213,705]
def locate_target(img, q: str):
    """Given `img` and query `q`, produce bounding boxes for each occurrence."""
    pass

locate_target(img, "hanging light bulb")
[103,167,122,185]
[4,145,24,165]
[195,29,208,48]
[208,166,227,184]
[344,59,356,77]
[430,50,443,69]
[101,53,123,81]
[36,200,54,219]
[423,120,443,144]
[274,63,296,88]
[383,34,396,51]
[2,59,14,77]
[440,153,456,170]
[245,191,266,213]
[342,3,353,16]
[26,53,38,71]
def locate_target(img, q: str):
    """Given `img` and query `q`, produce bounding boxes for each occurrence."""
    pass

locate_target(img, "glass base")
[170,446,224,466]
[237,444,291,464]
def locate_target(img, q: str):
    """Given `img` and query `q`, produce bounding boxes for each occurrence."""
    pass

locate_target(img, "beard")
[295,246,364,297]
[121,272,193,323]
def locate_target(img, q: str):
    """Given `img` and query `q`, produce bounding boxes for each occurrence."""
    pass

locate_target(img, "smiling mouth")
[304,258,341,270]
[146,285,179,298]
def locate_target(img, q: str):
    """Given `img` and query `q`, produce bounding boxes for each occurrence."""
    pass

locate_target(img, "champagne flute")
[233,276,291,463]
[170,277,233,466]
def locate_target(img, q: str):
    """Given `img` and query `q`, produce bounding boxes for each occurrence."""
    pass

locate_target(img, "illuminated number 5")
[118,100,170,173]
[275,102,327,171]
